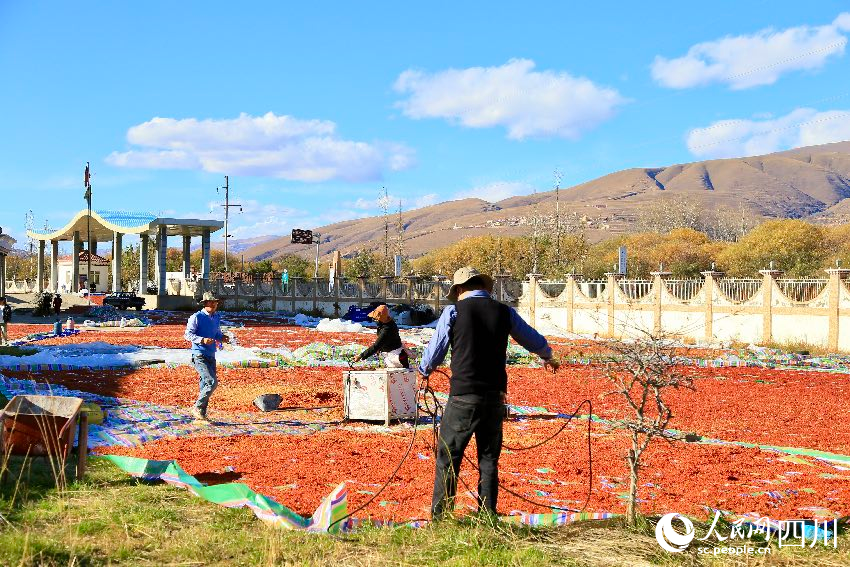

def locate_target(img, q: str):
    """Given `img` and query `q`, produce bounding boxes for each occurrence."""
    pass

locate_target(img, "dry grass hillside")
[244,141,850,262]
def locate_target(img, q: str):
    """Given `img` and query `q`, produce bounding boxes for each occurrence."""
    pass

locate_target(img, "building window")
[92,271,101,285]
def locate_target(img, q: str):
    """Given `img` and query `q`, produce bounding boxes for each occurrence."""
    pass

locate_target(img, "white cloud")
[394,59,626,140]
[652,13,850,89]
[106,112,415,182]
[454,181,533,202]
[216,200,306,240]
[211,200,376,240]
[686,107,850,159]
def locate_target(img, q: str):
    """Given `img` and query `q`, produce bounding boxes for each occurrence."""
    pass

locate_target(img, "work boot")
[189,406,208,421]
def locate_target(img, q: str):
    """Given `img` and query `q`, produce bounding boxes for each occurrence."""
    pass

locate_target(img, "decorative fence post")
[289,277,300,313]
[494,273,509,303]
[381,276,391,302]
[565,273,582,334]
[650,270,672,336]
[700,269,724,343]
[433,275,444,314]
[312,277,320,313]
[826,268,850,351]
[333,273,341,318]
[759,268,784,344]
[605,272,622,338]
[527,273,541,329]
[357,276,366,307]
[406,275,416,304]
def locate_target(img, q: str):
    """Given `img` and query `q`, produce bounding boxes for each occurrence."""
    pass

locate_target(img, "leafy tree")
[5,254,36,280]
[188,249,239,274]
[716,220,828,277]
[273,254,311,278]
[249,259,274,274]
[581,230,725,279]
[346,249,378,278]
[822,224,850,271]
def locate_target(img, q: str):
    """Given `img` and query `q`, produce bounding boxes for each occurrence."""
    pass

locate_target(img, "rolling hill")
[243,141,850,262]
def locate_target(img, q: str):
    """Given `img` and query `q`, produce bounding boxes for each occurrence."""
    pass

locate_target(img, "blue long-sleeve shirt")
[185,309,224,358]
[418,290,552,376]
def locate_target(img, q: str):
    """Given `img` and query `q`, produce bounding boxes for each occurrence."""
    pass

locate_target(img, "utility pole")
[554,169,562,273]
[25,210,34,274]
[396,200,404,257]
[314,234,321,278]
[217,175,242,272]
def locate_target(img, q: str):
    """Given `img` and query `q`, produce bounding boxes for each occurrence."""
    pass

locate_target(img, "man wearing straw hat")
[419,267,559,519]
[185,291,230,421]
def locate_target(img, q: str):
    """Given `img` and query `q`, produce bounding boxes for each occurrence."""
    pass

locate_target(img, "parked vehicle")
[103,292,145,310]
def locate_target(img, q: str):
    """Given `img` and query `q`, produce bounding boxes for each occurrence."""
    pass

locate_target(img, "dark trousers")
[431,392,506,518]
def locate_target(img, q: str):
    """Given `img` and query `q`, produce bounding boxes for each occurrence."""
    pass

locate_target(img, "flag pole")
[85,162,92,306]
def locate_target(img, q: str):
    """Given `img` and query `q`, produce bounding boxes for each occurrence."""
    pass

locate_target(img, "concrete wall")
[517,270,850,352]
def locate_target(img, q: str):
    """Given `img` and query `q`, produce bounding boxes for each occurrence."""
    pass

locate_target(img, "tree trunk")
[627,447,639,526]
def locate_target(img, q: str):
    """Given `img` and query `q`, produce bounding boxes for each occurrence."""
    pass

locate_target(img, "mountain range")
[242,141,850,262]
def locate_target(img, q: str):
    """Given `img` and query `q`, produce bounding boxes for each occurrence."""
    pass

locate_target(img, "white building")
[56,251,110,293]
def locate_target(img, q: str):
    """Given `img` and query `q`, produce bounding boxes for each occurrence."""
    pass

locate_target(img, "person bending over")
[354,304,410,368]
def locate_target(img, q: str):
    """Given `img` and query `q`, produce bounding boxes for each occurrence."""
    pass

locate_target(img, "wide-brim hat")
[447,267,494,302]
[199,291,221,304]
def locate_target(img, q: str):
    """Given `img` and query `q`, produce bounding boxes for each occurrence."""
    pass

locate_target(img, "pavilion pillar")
[50,240,59,292]
[157,225,167,296]
[139,234,149,293]
[112,232,123,292]
[182,234,191,280]
[72,231,81,292]
[201,228,211,280]
[89,237,97,257]
[37,240,45,292]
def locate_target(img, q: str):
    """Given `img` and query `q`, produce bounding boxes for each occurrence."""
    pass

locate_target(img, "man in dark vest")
[418,267,558,519]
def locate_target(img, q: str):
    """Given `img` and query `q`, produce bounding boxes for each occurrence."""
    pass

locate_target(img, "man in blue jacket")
[185,292,230,421]
[419,267,559,519]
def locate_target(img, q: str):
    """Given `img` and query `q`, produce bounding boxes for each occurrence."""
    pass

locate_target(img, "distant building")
[57,251,109,292]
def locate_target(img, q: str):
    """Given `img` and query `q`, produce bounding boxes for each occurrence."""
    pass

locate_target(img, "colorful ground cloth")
[0,373,327,448]
[102,454,616,532]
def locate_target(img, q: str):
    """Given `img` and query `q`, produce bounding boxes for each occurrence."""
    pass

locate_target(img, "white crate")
[343,369,417,425]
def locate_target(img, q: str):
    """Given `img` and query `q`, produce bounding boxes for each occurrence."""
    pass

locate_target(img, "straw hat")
[447,267,494,302]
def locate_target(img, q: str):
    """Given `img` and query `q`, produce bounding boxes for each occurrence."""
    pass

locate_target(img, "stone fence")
[195,275,523,317]
[518,269,850,352]
[11,269,850,351]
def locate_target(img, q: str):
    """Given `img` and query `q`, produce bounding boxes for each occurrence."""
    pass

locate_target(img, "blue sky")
[2,1,849,250]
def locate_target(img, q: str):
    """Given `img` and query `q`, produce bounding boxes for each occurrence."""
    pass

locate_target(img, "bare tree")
[396,200,404,271]
[637,196,702,234]
[602,334,695,526]
[378,186,391,276]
